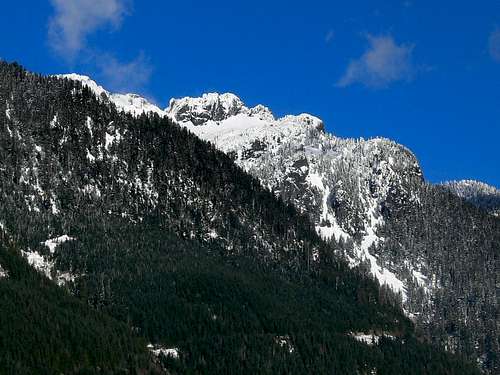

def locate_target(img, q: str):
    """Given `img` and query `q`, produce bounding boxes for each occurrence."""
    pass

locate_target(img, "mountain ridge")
[441,180,500,216]
[9,68,497,373]
[2,61,484,374]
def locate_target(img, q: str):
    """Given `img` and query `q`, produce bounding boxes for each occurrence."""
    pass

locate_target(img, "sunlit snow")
[0,264,8,279]
[53,75,432,320]
[57,74,165,117]
[350,332,396,346]
[41,235,75,254]
[274,335,295,353]
[147,344,179,359]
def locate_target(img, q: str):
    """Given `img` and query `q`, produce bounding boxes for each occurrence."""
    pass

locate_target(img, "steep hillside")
[0,230,155,374]
[0,61,483,374]
[165,92,499,373]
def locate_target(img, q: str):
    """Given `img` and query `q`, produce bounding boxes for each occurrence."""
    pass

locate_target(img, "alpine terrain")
[0,61,496,374]
[165,93,500,373]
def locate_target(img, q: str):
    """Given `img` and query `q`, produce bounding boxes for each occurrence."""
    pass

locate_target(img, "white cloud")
[97,52,152,93]
[489,28,500,63]
[337,34,416,88]
[47,0,152,94]
[48,0,128,60]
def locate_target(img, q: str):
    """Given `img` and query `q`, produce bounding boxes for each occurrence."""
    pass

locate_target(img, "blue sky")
[1,1,499,186]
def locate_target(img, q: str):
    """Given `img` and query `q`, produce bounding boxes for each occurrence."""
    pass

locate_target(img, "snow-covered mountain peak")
[57,74,165,117]
[167,92,247,125]
[279,113,324,131]
[166,93,325,131]
[247,104,275,121]
[166,93,423,302]
[52,74,424,302]
[58,74,107,97]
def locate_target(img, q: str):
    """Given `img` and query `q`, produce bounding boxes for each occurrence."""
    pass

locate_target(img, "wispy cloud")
[325,30,335,44]
[97,52,153,93]
[47,0,154,94]
[489,28,500,63]
[48,0,128,60]
[337,34,416,89]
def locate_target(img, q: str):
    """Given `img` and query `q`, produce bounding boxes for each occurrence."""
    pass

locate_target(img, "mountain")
[165,92,500,374]
[57,74,166,117]
[441,180,500,217]
[0,61,483,374]
[50,74,499,374]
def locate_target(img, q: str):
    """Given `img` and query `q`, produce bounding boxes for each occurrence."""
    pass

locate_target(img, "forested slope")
[0,231,155,374]
[0,61,482,374]
[165,90,500,374]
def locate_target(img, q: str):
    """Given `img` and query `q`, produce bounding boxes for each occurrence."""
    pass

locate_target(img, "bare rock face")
[165,92,422,248]
[167,93,247,125]
[165,93,426,317]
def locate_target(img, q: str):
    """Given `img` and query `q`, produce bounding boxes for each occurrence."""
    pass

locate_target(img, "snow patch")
[105,123,122,154]
[86,149,96,162]
[0,264,8,279]
[21,249,54,279]
[350,332,395,346]
[41,235,75,254]
[313,182,349,242]
[82,184,102,198]
[306,172,324,191]
[55,272,77,286]
[412,269,428,289]
[22,244,78,286]
[207,230,219,239]
[147,344,179,359]
[5,101,13,124]
[85,116,93,137]
[274,335,295,353]
[50,114,58,128]
[50,194,60,215]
